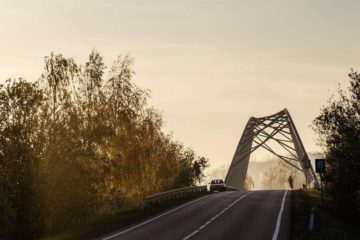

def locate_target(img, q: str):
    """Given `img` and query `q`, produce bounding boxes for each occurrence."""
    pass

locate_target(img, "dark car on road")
[209,179,226,192]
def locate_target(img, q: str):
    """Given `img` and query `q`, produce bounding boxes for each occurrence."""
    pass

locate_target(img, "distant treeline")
[0,50,209,239]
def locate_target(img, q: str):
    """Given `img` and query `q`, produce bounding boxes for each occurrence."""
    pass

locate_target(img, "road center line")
[182,191,254,240]
[272,190,288,240]
[101,194,212,240]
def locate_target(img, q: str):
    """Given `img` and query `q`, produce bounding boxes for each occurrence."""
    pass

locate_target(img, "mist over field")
[207,152,324,190]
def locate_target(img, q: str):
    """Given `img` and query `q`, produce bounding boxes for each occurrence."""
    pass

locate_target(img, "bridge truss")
[225,109,320,190]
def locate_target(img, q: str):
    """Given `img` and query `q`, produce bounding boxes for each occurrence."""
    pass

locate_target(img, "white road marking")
[101,194,213,240]
[182,191,254,240]
[272,190,288,240]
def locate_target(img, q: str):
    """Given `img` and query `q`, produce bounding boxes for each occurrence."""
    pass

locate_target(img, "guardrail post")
[309,207,316,232]
[140,186,207,209]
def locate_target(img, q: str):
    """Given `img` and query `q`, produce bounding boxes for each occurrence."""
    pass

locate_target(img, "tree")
[83,49,105,109]
[193,161,201,183]
[0,50,210,239]
[196,157,210,184]
[313,70,360,219]
[173,149,209,187]
[0,79,44,239]
[42,52,78,123]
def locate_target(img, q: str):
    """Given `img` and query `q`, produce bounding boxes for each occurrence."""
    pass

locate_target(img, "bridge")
[225,108,319,190]
[97,109,316,240]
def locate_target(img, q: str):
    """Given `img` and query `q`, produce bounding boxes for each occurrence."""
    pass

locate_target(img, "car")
[209,179,226,192]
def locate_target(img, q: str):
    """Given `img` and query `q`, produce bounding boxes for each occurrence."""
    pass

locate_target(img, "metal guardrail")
[140,186,207,209]
[225,185,240,191]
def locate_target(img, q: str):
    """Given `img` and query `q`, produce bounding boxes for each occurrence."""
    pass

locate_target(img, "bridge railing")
[140,186,207,209]
[225,185,240,191]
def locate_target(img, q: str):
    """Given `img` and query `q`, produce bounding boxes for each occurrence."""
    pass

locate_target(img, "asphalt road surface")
[98,190,291,240]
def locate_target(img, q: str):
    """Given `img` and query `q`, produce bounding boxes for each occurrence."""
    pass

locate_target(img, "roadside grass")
[42,192,210,240]
[291,190,359,240]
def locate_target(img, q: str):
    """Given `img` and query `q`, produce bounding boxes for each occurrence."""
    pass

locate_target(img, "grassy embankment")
[291,190,359,240]
[42,192,209,240]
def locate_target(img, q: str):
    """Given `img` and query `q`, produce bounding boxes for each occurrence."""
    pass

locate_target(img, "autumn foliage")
[0,50,209,239]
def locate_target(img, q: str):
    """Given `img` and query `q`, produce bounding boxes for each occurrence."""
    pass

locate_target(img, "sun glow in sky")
[1,0,359,170]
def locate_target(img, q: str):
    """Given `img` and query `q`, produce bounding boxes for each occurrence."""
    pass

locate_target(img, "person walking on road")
[288,175,293,189]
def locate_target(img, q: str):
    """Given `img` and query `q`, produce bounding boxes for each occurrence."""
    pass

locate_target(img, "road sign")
[315,159,326,173]
[315,158,326,206]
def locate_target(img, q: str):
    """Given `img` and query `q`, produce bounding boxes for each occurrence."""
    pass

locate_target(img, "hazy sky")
[1,0,359,170]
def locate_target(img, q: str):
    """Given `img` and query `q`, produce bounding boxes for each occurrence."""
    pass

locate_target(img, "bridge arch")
[225,109,319,190]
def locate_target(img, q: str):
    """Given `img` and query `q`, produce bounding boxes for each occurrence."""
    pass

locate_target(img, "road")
[98,190,291,240]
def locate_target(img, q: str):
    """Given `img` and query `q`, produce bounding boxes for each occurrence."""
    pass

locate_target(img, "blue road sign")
[315,159,326,173]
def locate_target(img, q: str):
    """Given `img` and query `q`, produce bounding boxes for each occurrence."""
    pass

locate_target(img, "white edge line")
[101,194,213,240]
[182,191,254,240]
[272,190,288,240]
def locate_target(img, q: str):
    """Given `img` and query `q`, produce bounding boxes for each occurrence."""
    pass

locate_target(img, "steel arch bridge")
[225,109,320,190]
